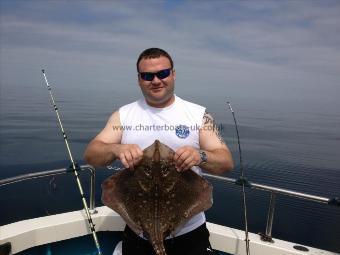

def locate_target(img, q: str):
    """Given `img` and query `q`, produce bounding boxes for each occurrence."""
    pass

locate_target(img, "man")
[84,48,233,255]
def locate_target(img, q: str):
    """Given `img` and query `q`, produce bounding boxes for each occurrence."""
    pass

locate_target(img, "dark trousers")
[122,223,213,255]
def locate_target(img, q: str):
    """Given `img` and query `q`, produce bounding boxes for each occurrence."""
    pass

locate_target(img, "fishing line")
[227,101,251,255]
[41,69,103,255]
[44,176,57,216]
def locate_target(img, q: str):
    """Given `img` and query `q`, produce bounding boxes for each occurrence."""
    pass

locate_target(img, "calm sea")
[1,82,339,253]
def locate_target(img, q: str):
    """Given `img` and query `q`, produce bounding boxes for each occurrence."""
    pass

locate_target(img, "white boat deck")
[0,206,337,255]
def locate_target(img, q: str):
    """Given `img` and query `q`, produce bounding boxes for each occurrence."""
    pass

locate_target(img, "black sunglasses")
[139,68,172,81]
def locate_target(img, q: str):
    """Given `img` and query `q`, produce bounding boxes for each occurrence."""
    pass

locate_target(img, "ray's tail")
[151,241,167,255]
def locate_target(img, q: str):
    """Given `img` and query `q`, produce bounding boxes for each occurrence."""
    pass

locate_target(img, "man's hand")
[174,146,201,172]
[114,144,143,170]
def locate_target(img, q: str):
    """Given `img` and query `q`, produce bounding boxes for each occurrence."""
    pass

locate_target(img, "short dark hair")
[136,48,174,72]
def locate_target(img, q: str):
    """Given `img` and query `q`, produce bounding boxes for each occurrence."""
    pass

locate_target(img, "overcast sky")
[1,0,340,113]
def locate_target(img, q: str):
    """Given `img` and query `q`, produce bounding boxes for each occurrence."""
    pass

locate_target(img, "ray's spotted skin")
[101,140,213,255]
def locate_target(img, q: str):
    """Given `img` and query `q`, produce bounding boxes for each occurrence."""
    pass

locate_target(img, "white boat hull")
[0,206,337,255]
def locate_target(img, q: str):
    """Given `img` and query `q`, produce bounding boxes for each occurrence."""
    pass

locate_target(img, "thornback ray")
[101,140,213,255]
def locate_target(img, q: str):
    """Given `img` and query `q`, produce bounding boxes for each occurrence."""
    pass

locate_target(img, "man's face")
[138,56,175,107]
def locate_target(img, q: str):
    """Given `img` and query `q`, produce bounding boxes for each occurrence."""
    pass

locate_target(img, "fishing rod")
[227,101,251,255]
[41,69,103,255]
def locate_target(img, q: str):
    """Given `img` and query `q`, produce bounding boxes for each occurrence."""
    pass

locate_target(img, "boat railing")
[0,165,97,213]
[0,164,339,243]
[202,173,339,242]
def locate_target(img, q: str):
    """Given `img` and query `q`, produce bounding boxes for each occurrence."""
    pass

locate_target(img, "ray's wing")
[166,170,213,231]
[101,169,143,235]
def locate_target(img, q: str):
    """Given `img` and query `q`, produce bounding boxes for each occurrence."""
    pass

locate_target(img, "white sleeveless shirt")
[119,95,207,237]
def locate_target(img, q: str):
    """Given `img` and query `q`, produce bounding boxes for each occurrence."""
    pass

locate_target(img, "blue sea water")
[0,82,339,253]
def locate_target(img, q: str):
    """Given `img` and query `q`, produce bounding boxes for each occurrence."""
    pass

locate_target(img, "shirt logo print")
[175,125,190,139]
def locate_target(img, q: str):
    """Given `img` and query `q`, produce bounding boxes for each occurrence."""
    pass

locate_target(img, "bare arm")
[198,111,234,174]
[83,111,143,168]
[174,111,234,175]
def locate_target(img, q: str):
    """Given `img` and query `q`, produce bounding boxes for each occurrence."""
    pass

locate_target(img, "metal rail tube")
[202,173,330,204]
[0,168,67,187]
[88,167,97,213]
[203,173,236,184]
[0,165,95,187]
[265,192,276,238]
[251,182,329,204]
